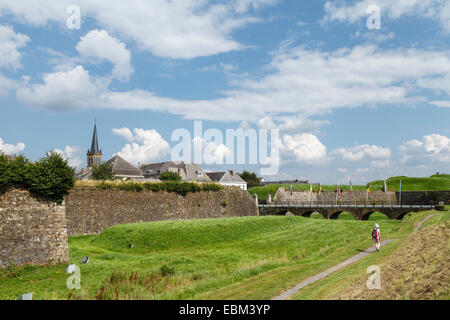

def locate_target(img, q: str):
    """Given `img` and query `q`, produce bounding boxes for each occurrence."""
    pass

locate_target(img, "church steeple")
[87,121,102,168]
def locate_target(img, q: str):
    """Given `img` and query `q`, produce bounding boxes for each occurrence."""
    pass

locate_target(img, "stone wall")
[273,187,450,205]
[66,187,259,236]
[0,189,69,268]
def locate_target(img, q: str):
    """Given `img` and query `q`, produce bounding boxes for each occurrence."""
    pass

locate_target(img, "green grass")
[0,213,409,300]
[250,175,450,200]
[288,209,450,300]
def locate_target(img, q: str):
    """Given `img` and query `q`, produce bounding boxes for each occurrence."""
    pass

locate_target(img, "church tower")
[87,122,102,168]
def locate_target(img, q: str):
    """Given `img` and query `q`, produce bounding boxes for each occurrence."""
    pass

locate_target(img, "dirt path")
[272,214,440,300]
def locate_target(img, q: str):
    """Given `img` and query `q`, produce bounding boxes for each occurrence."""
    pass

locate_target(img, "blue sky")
[0,0,449,183]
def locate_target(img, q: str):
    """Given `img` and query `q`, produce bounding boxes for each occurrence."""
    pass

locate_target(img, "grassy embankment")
[249,175,450,201]
[0,207,446,300]
[289,208,450,300]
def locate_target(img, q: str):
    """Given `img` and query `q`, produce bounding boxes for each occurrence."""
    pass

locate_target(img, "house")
[140,161,212,183]
[206,170,247,190]
[105,155,145,181]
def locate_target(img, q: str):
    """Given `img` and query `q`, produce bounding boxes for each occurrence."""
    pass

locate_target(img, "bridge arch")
[329,211,345,220]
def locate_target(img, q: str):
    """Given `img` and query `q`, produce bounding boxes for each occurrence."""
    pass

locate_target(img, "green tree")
[92,162,114,181]
[159,171,181,181]
[239,171,261,189]
[0,153,32,190]
[29,152,75,203]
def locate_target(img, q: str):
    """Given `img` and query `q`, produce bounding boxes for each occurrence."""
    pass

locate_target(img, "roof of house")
[106,155,143,177]
[207,171,246,184]
[140,161,184,174]
[184,163,212,182]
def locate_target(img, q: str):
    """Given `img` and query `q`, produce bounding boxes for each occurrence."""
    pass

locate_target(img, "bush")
[159,171,181,181]
[92,163,114,181]
[28,152,75,203]
[239,171,261,189]
[0,152,75,203]
[221,200,228,207]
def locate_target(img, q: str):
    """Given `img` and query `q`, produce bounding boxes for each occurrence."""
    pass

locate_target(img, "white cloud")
[16,65,106,110]
[0,0,277,59]
[331,144,391,162]
[113,128,171,165]
[0,25,29,96]
[398,134,450,165]
[257,114,329,133]
[15,42,450,123]
[280,133,328,165]
[76,30,132,82]
[53,145,83,168]
[0,24,29,70]
[0,137,25,155]
[430,100,450,108]
[323,0,450,32]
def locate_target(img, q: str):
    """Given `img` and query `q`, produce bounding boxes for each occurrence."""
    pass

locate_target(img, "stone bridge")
[258,204,434,220]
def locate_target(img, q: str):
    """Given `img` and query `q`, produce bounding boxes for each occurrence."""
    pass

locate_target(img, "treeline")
[96,181,224,197]
[0,152,75,203]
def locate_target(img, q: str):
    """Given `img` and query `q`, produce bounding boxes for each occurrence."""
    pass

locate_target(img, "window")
[195,170,203,177]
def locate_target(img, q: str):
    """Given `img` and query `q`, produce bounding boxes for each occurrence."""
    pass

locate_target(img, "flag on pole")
[367,183,370,195]
[349,180,353,193]
[384,179,387,192]
[310,184,313,196]
[318,183,321,195]
[290,184,293,196]
[337,185,342,196]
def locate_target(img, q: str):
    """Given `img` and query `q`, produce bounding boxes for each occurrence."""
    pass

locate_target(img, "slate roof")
[140,161,184,176]
[88,123,101,154]
[184,163,212,182]
[206,171,246,184]
[106,155,143,177]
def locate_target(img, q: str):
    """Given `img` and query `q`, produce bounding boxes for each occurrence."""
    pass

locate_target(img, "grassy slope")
[289,210,450,300]
[250,175,450,200]
[0,215,403,300]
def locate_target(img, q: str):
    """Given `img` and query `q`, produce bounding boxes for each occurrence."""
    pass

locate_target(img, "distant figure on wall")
[372,224,381,251]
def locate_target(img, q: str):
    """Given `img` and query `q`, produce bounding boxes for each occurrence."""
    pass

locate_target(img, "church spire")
[89,122,99,154]
[87,120,102,168]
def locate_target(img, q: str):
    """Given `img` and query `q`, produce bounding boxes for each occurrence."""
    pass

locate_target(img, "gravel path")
[272,214,440,300]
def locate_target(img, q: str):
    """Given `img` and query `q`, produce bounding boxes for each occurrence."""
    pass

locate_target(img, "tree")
[239,171,261,189]
[29,152,75,203]
[159,171,181,181]
[92,162,114,181]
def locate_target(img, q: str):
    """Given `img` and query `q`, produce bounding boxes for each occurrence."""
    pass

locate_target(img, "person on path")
[372,223,381,251]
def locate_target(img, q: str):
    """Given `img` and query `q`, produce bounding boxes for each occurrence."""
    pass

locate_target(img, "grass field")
[0,208,446,300]
[249,175,450,200]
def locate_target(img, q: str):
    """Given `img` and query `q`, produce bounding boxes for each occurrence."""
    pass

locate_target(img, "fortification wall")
[0,189,69,268]
[66,187,259,236]
[273,187,450,205]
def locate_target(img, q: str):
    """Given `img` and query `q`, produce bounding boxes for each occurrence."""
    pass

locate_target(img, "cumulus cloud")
[53,145,83,168]
[398,134,450,165]
[0,25,29,96]
[430,100,450,108]
[280,133,328,165]
[0,0,277,59]
[257,114,329,134]
[76,30,133,82]
[323,0,450,33]
[16,65,107,110]
[113,128,171,165]
[0,137,25,155]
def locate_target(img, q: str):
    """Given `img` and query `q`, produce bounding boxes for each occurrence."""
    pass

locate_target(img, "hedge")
[96,181,223,196]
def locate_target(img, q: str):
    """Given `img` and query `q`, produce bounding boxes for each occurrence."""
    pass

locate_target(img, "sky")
[0,0,449,184]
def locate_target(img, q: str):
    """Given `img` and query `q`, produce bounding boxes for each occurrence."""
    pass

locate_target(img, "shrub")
[159,171,181,181]
[0,152,75,203]
[221,200,228,207]
[28,152,75,203]
[92,163,114,180]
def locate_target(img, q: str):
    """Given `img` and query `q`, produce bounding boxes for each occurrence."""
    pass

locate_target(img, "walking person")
[372,223,381,251]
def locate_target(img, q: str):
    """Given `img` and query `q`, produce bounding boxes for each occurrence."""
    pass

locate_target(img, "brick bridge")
[258,204,434,220]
